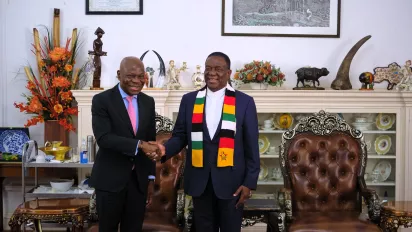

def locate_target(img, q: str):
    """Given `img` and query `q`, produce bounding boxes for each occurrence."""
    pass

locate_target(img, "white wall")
[1,0,412,144]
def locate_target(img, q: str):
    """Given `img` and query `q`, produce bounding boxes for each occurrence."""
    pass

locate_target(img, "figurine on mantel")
[88,27,107,90]
[145,67,155,88]
[359,72,375,90]
[396,60,412,91]
[192,65,205,90]
[293,67,329,90]
[166,60,188,90]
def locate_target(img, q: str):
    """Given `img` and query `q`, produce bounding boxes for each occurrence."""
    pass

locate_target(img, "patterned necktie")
[126,96,137,134]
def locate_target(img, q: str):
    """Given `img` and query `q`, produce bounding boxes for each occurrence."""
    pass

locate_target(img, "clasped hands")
[140,141,165,161]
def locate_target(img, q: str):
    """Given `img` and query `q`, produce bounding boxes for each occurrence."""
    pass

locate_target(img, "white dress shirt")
[205,87,225,138]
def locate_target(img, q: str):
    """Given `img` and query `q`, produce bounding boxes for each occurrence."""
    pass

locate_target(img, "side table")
[380,201,412,232]
[8,198,90,232]
[242,199,280,231]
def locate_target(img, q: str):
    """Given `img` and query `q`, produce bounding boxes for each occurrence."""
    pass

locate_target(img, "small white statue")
[396,60,412,91]
[166,60,188,90]
[82,55,94,89]
[191,65,205,90]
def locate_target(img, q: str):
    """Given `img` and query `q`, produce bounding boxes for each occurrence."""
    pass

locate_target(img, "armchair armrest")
[89,191,99,222]
[358,177,381,223]
[278,188,292,221]
[176,189,194,231]
[268,211,286,232]
[275,187,292,232]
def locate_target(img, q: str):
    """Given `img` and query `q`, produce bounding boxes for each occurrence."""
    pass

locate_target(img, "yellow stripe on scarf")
[217,148,234,167]
[193,104,204,113]
[223,104,235,115]
[192,149,203,167]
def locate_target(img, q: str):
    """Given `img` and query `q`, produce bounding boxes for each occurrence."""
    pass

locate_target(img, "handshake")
[140,141,165,162]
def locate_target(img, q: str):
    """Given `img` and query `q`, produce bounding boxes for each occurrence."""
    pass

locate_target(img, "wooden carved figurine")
[88,27,107,90]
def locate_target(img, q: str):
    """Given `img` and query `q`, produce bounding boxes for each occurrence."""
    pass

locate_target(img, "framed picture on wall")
[86,0,143,15]
[222,0,341,38]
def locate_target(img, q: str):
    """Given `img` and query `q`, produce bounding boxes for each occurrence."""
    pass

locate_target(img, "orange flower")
[234,72,239,80]
[52,76,71,88]
[24,116,44,127]
[65,107,78,115]
[54,104,63,114]
[49,47,68,62]
[247,73,253,80]
[60,91,72,101]
[49,66,57,72]
[28,96,42,113]
[64,64,72,72]
[39,60,45,67]
[26,81,36,90]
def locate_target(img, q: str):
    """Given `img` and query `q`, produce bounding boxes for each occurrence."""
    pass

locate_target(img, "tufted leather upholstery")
[288,212,381,232]
[288,132,361,213]
[142,132,186,232]
[268,111,382,232]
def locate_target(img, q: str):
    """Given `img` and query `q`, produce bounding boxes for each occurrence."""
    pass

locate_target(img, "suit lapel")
[111,86,135,135]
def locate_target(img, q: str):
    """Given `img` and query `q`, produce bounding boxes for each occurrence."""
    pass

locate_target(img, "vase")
[44,120,69,146]
[250,82,268,90]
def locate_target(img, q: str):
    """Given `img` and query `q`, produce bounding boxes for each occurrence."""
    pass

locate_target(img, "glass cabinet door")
[253,110,398,203]
[254,111,322,200]
[324,110,399,202]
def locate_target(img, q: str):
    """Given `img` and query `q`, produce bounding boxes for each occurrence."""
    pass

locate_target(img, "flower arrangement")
[14,9,85,132]
[234,60,285,86]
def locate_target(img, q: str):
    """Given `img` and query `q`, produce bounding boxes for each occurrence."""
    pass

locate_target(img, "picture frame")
[222,0,341,38]
[86,0,143,15]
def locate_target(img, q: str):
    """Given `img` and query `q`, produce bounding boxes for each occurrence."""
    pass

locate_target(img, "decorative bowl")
[39,146,70,161]
[50,179,74,192]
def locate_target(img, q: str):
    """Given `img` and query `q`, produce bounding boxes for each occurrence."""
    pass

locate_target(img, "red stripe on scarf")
[192,113,203,123]
[224,96,235,105]
[219,137,235,148]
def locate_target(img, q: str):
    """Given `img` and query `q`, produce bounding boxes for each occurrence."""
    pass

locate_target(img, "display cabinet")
[251,111,398,202]
[72,89,412,201]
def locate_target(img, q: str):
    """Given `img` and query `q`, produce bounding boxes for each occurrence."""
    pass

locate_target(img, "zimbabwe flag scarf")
[191,83,236,168]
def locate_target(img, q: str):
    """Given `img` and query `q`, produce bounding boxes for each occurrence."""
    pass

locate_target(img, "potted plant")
[234,60,285,90]
[13,9,86,145]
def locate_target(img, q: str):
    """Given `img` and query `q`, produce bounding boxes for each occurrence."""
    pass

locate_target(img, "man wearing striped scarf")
[154,52,260,232]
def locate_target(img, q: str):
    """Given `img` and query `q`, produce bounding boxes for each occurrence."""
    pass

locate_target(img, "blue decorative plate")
[0,127,30,156]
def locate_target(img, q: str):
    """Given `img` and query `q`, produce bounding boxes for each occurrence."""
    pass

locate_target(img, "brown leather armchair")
[88,113,192,232]
[268,110,382,232]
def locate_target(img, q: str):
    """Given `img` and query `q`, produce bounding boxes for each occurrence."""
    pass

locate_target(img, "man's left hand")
[146,181,154,208]
[233,185,251,209]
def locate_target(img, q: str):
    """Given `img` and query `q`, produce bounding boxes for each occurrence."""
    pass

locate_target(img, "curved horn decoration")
[138,50,166,77]
[331,35,372,90]
[139,50,149,60]
[153,50,166,77]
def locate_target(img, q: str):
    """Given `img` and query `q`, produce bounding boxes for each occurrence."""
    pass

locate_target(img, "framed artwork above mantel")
[86,0,143,15]
[222,0,341,38]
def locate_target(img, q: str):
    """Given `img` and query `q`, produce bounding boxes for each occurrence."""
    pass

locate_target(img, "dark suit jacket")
[162,90,260,199]
[89,85,156,194]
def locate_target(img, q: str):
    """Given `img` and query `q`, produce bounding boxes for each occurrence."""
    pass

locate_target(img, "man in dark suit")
[152,52,260,232]
[89,56,159,232]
